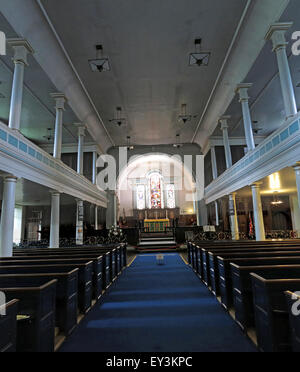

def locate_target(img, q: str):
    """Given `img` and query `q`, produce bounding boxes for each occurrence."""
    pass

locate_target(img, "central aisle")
[60,253,256,352]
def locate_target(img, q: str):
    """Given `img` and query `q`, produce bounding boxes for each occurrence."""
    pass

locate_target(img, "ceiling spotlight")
[126,136,134,151]
[109,107,126,126]
[89,44,110,72]
[189,38,211,67]
[173,134,183,148]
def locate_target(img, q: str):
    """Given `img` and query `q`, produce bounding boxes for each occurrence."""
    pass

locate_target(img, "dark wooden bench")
[285,291,300,352]
[251,273,300,352]
[202,246,300,287]
[13,246,124,278]
[190,243,297,283]
[0,299,18,352]
[218,256,300,310]
[0,271,78,336]
[0,263,92,313]
[209,250,300,296]
[0,256,103,301]
[230,264,300,331]
[14,244,127,273]
[0,280,57,352]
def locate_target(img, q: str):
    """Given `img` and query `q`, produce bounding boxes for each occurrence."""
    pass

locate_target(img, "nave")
[59,253,256,352]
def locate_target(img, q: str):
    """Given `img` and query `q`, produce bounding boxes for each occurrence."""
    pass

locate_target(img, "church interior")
[1,0,300,354]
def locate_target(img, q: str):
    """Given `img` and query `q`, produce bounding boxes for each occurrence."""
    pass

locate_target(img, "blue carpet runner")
[59,253,256,352]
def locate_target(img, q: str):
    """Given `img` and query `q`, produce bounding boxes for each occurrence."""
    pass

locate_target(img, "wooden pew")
[202,245,300,286]
[0,256,103,301]
[0,263,92,313]
[251,273,300,352]
[285,291,300,352]
[14,243,127,273]
[0,299,18,352]
[210,250,300,296]
[230,264,300,331]
[218,256,300,310]
[0,280,57,352]
[0,271,78,336]
[14,246,122,278]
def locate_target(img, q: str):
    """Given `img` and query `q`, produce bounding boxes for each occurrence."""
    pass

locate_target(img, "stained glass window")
[166,184,176,209]
[149,173,163,209]
[136,185,145,210]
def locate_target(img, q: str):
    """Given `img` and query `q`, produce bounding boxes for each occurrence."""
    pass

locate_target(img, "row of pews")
[187,240,300,352]
[0,243,127,352]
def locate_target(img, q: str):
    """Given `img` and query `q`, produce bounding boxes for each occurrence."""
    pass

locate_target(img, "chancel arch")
[117,153,200,227]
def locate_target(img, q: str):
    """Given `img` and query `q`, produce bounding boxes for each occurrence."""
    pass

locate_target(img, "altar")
[144,219,170,232]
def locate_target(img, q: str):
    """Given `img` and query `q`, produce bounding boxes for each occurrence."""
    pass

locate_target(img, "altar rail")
[205,113,300,204]
[0,121,107,207]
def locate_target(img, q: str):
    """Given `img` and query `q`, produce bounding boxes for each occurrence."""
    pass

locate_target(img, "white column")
[235,83,255,151]
[0,176,18,257]
[289,194,300,238]
[92,151,99,230]
[292,164,300,236]
[220,116,232,169]
[265,23,297,118]
[7,39,34,131]
[95,206,99,230]
[75,124,86,175]
[228,193,239,240]
[210,146,219,226]
[49,191,60,248]
[210,145,218,179]
[106,191,117,229]
[251,183,266,241]
[51,93,67,159]
[92,151,98,185]
[76,199,84,245]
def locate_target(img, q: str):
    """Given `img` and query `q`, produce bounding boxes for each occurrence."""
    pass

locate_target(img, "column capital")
[3,175,18,183]
[235,83,253,102]
[293,162,300,172]
[251,182,263,189]
[50,190,61,196]
[50,93,68,110]
[74,123,86,137]
[265,22,293,52]
[7,38,34,66]
[219,116,231,130]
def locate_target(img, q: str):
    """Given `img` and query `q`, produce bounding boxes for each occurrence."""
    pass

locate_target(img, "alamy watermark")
[0,291,6,316]
[96,148,204,202]
[291,291,300,316]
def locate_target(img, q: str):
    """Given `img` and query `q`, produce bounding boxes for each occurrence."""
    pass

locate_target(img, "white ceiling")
[0,0,299,150]
[39,0,249,146]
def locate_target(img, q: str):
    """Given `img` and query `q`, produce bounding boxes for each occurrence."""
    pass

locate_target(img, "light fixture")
[126,136,134,151]
[109,107,126,126]
[271,191,283,206]
[269,172,281,191]
[178,104,197,124]
[173,134,183,148]
[189,38,211,67]
[43,128,54,142]
[88,44,110,72]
